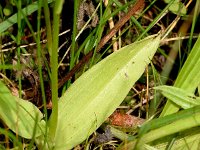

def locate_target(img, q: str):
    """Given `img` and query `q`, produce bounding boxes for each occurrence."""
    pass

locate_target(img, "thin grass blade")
[160,35,200,116]
[119,105,200,149]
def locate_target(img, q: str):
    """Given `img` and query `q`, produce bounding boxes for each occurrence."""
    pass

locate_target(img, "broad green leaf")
[160,35,200,116]
[0,0,53,34]
[155,86,200,109]
[0,81,45,139]
[49,35,160,149]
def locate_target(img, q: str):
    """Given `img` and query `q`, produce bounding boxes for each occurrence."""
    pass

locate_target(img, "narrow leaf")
[50,35,160,149]
[155,86,200,109]
[0,81,45,139]
[0,0,53,34]
[161,35,200,116]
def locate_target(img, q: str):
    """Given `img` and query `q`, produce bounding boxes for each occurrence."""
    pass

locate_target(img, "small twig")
[58,0,145,88]
[96,0,144,51]
[0,29,70,53]
[160,35,199,44]
[104,0,118,51]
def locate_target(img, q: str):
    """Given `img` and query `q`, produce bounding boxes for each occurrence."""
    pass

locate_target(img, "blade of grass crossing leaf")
[119,105,200,149]
[49,35,160,149]
[135,110,200,149]
[153,130,200,150]
[139,105,200,137]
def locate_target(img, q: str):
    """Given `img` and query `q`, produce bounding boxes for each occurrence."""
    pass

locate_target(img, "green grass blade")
[160,35,200,116]
[119,105,200,149]
[174,35,200,91]
[49,35,160,149]
[153,129,200,150]
[136,109,200,149]
[48,0,65,140]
